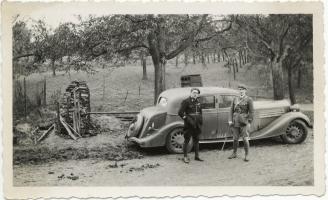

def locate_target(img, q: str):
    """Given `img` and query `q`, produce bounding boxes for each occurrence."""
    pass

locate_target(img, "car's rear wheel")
[166,127,193,154]
[281,120,308,144]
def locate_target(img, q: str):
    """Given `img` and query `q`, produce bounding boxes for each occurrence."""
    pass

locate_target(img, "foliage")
[234,14,313,101]
[12,14,313,103]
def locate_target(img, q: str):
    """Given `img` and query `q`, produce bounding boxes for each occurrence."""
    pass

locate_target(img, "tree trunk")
[235,58,239,73]
[217,51,220,62]
[271,60,284,100]
[142,56,147,80]
[232,61,236,80]
[201,52,205,65]
[148,19,166,105]
[297,63,302,88]
[192,52,196,64]
[245,49,248,63]
[207,54,210,63]
[240,49,245,65]
[239,51,242,68]
[287,66,296,104]
[51,59,56,76]
[152,59,165,104]
[184,52,188,66]
[175,56,179,68]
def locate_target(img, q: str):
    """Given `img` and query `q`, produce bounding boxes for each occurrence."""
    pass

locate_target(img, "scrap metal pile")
[58,80,96,139]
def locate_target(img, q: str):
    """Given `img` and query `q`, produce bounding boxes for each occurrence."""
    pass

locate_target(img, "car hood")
[140,106,167,119]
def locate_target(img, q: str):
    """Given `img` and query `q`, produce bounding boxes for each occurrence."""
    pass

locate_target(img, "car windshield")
[158,96,168,107]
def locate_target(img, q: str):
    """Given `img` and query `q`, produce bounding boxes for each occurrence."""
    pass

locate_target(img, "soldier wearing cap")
[228,84,254,162]
[178,88,203,163]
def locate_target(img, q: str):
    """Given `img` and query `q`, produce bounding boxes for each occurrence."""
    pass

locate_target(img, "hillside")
[22,61,313,113]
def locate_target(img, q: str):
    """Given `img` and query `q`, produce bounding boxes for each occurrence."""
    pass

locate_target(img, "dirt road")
[14,130,313,186]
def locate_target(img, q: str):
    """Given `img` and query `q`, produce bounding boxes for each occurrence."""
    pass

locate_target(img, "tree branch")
[13,53,35,60]
[195,21,232,43]
[278,22,292,60]
[115,44,149,54]
[235,17,275,59]
[90,43,149,59]
[166,15,210,60]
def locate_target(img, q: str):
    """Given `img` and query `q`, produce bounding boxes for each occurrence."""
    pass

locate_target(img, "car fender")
[136,121,184,147]
[151,121,185,147]
[251,112,311,139]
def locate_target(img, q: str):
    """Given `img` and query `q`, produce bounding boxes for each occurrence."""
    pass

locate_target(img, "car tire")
[281,120,308,144]
[166,127,193,154]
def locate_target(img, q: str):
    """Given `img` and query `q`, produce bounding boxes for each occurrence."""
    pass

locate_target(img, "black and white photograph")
[1,1,325,199]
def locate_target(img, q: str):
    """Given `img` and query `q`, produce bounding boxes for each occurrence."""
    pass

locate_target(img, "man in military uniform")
[178,88,203,164]
[228,84,254,162]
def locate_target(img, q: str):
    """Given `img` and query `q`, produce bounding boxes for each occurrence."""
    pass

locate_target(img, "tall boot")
[183,142,188,158]
[228,140,239,159]
[194,141,199,158]
[194,141,204,161]
[243,139,250,162]
[183,143,190,163]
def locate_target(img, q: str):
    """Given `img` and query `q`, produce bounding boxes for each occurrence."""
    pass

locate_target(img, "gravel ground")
[13,129,313,186]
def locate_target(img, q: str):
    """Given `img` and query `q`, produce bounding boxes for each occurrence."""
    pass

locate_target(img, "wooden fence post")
[43,77,47,106]
[56,101,61,133]
[123,90,129,104]
[138,85,141,96]
[24,78,27,119]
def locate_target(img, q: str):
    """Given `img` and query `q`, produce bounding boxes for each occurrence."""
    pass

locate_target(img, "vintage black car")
[127,87,312,153]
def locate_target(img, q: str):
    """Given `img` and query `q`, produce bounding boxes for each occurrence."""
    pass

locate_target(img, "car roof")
[159,87,238,99]
[158,87,238,114]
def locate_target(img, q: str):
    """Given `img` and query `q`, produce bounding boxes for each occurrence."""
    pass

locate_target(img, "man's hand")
[228,121,233,126]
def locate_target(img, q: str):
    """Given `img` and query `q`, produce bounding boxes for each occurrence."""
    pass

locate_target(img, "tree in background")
[282,15,312,104]
[46,22,80,76]
[235,14,313,101]
[12,19,33,77]
[12,14,312,104]
[78,14,232,104]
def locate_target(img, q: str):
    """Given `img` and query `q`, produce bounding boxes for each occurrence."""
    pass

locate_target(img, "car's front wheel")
[281,120,308,144]
[166,127,193,154]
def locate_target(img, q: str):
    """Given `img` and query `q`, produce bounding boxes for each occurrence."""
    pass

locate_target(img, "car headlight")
[158,97,168,107]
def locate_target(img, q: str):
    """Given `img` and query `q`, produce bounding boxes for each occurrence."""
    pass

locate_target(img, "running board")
[199,138,234,144]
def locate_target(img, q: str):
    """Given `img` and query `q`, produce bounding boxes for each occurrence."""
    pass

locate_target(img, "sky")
[17,3,109,28]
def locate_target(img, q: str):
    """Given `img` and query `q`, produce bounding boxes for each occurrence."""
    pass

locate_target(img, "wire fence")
[13,77,47,120]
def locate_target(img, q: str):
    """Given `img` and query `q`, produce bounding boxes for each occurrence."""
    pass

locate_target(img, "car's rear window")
[218,95,235,109]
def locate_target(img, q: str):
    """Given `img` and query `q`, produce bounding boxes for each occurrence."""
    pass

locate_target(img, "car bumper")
[127,137,148,147]
[127,130,167,148]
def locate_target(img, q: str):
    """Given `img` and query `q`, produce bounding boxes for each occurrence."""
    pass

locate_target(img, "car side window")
[219,95,235,109]
[200,96,216,109]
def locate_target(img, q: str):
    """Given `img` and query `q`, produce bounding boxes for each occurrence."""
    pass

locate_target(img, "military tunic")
[178,97,203,134]
[229,95,254,139]
[178,96,203,158]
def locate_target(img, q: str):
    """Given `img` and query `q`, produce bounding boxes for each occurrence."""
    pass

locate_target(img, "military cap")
[190,87,201,94]
[238,84,247,90]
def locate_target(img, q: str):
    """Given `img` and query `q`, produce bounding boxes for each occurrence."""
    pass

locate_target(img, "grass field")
[21,61,313,113]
